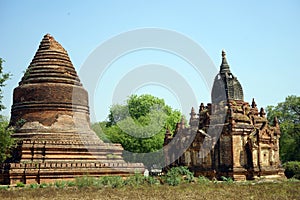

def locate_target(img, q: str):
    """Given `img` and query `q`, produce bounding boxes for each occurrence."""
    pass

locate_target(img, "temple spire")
[220,49,231,73]
[212,50,244,103]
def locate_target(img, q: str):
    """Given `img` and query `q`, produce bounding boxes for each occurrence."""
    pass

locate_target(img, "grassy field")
[0,180,299,200]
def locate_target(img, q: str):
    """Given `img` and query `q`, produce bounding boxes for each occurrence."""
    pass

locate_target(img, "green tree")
[266,95,300,163]
[91,121,110,142]
[0,58,14,163]
[107,94,181,133]
[93,94,182,168]
[0,116,14,162]
[0,58,10,111]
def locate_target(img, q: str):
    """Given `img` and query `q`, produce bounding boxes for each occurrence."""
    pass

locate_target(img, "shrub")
[99,176,124,188]
[75,176,97,188]
[197,176,211,184]
[54,180,67,188]
[125,173,145,187]
[221,176,234,184]
[66,181,76,187]
[16,182,25,187]
[165,173,181,186]
[164,166,194,186]
[29,183,39,189]
[39,183,48,188]
[287,177,300,182]
[145,176,160,185]
[283,161,300,179]
[294,174,300,180]
[0,185,9,190]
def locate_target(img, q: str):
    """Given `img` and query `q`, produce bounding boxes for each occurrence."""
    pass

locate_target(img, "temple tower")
[211,50,244,103]
[164,50,284,180]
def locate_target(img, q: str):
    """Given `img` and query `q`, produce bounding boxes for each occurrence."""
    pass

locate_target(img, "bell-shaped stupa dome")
[211,50,244,103]
[10,34,90,131]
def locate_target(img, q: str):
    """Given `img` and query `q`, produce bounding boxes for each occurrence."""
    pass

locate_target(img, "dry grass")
[0,181,299,200]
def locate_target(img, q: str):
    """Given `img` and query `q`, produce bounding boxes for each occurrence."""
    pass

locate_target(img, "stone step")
[26,72,78,80]
[20,155,124,161]
[29,68,78,77]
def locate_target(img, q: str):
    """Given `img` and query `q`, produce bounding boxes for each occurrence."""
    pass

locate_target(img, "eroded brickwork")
[164,51,285,180]
[0,34,143,185]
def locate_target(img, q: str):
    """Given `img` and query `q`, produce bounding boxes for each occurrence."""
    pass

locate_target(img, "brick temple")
[0,34,143,184]
[164,51,285,180]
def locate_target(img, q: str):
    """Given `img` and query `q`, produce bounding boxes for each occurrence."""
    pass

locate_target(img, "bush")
[99,176,124,188]
[283,161,300,179]
[66,181,76,187]
[221,176,234,184]
[39,183,48,188]
[287,177,300,182]
[145,176,160,185]
[29,183,39,189]
[75,174,160,188]
[16,182,25,187]
[166,173,181,186]
[0,185,9,190]
[54,180,67,188]
[197,176,211,184]
[164,166,194,186]
[125,173,145,187]
[75,176,97,188]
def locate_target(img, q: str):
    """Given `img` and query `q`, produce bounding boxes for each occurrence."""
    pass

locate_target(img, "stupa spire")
[211,50,244,103]
[40,33,67,53]
[20,34,81,86]
[220,49,231,73]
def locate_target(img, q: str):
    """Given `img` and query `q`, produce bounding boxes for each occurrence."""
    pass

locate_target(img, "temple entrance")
[245,142,253,170]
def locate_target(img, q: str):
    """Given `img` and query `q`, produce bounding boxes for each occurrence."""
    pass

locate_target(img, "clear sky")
[0,0,299,122]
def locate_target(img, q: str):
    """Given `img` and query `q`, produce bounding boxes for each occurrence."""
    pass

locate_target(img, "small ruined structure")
[0,34,143,184]
[164,50,285,180]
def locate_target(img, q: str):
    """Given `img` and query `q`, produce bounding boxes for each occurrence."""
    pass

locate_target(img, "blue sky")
[0,0,299,121]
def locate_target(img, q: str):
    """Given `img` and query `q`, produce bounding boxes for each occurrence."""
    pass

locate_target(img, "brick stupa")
[0,34,144,184]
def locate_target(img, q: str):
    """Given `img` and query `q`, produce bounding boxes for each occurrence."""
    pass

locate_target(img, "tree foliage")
[0,117,14,162]
[266,95,300,163]
[91,121,110,143]
[93,94,182,167]
[0,58,10,111]
[0,58,14,163]
[283,161,300,179]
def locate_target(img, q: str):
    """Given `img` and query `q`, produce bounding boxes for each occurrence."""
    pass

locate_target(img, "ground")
[0,181,299,200]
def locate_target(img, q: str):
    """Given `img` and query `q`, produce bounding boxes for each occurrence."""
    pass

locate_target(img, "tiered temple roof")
[164,51,284,180]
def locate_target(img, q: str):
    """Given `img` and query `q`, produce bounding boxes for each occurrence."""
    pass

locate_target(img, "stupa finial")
[222,49,226,58]
[220,49,230,73]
